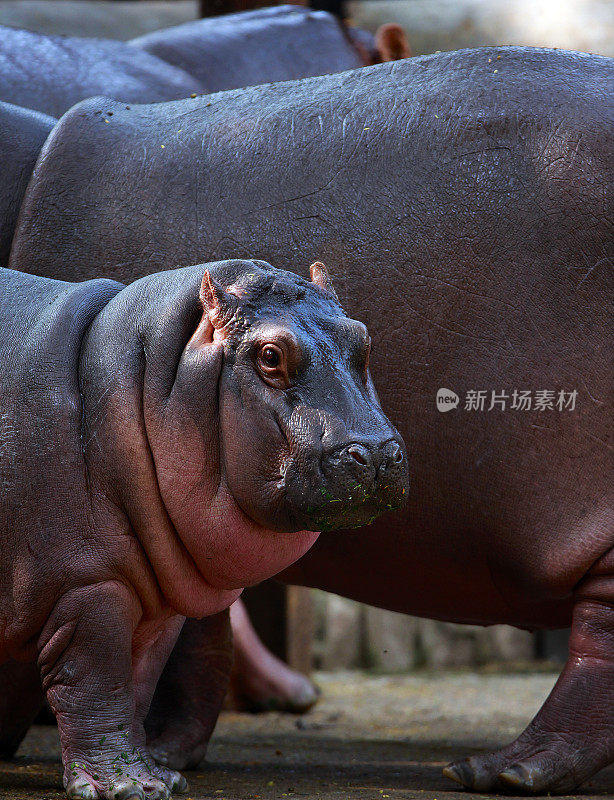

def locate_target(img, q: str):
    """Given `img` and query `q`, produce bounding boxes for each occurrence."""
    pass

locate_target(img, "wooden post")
[285,586,314,674]
[242,582,314,674]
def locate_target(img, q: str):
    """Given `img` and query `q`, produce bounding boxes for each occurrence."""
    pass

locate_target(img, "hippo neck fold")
[79,266,243,618]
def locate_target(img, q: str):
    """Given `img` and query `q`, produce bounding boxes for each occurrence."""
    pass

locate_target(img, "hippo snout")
[323,439,405,493]
[287,435,409,532]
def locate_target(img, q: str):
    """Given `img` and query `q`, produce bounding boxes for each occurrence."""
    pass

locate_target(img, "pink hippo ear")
[375,24,412,62]
[200,270,239,329]
[309,261,339,302]
[188,270,238,348]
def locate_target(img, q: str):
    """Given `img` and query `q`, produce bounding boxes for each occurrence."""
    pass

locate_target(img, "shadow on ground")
[2,672,614,800]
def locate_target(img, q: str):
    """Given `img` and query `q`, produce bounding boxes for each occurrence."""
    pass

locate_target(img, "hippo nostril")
[347,445,369,466]
[392,444,403,464]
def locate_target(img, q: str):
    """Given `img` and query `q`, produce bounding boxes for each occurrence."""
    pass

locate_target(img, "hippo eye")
[261,345,280,367]
[256,343,289,388]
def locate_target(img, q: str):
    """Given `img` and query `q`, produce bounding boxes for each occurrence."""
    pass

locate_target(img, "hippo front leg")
[145,612,233,770]
[445,594,614,793]
[38,581,185,800]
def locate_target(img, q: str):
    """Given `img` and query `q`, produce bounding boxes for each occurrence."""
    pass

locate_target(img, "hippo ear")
[375,24,411,62]
[200,270,238,329]
[310,261,339,302]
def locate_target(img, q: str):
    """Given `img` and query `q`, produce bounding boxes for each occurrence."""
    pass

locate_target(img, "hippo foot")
[147,728,211,771]
[229,656,320,714]
[443,686,614,795]
[444,738,591,795]
[63,747,188,800]
[229,599,320,714]
[445,598,614,794]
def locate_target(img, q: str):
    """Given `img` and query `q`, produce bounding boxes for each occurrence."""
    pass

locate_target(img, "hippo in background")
[0,258,408,800]
[0,7,407,266]
[0,25,205,117]
[11,47,613,792]
[132,5,410,92]
[0,100,54,266]
[0,7,408,120]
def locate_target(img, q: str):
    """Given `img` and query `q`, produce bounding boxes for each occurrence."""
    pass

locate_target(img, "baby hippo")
[0,259,407,799]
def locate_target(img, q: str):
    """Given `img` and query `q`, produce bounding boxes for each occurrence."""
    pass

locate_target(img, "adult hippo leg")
[0,660,44,757]
[445,583,614,793]
[144,613,233,770]
[228,599,319,714]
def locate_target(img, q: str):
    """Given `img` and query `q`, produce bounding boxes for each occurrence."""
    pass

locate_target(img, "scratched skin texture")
[0,101,54,267]
[0,261,407,800]
[0,25,204,118]
[10,47,614,791]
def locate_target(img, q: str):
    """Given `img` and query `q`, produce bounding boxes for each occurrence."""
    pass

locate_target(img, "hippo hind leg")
[0,660,44,757]
[228,599,320,714]
[444,589,614,793]
[145,614,233,770]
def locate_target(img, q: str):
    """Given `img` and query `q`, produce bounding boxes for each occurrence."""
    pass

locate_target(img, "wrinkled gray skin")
[0,8,407,256]
[0,259,406,800]
[0,100,55,266]
[132,5,369,92]
[9,48,614,792]
[0,25,204,118]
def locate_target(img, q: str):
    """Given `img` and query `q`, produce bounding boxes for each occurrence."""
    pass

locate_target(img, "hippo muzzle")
[277,402,409,532]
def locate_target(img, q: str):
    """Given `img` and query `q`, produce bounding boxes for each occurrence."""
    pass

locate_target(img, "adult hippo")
[0,25,204,118]
[0,259,407,800]
[10,47,614,792]
[0,100,54,266]
[132,5,410,92]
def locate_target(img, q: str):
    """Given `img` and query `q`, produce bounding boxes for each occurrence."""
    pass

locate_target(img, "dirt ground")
[3,670,614,800]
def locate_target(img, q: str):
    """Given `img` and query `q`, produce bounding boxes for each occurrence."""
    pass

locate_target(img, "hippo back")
[131,5,365,92]
[0,101,55,267]
[12,47,611,290]
[0,25,205,118]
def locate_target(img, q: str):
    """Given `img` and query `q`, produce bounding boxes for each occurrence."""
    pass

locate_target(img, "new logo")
[436,388,459,412]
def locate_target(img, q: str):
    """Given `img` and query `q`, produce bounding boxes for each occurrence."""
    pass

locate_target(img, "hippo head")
[90,258,409,612]
[191,259,408,533]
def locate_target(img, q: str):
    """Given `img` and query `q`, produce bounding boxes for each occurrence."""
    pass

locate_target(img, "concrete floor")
[3,670,614,799]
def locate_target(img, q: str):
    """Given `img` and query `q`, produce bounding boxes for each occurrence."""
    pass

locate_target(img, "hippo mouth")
[269,432,409,532]
[294,483,407,532]
[280,447,408,533]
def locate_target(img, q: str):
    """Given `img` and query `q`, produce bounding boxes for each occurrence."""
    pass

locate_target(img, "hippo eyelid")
[342,325,371,373]
[252,330,304,375]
